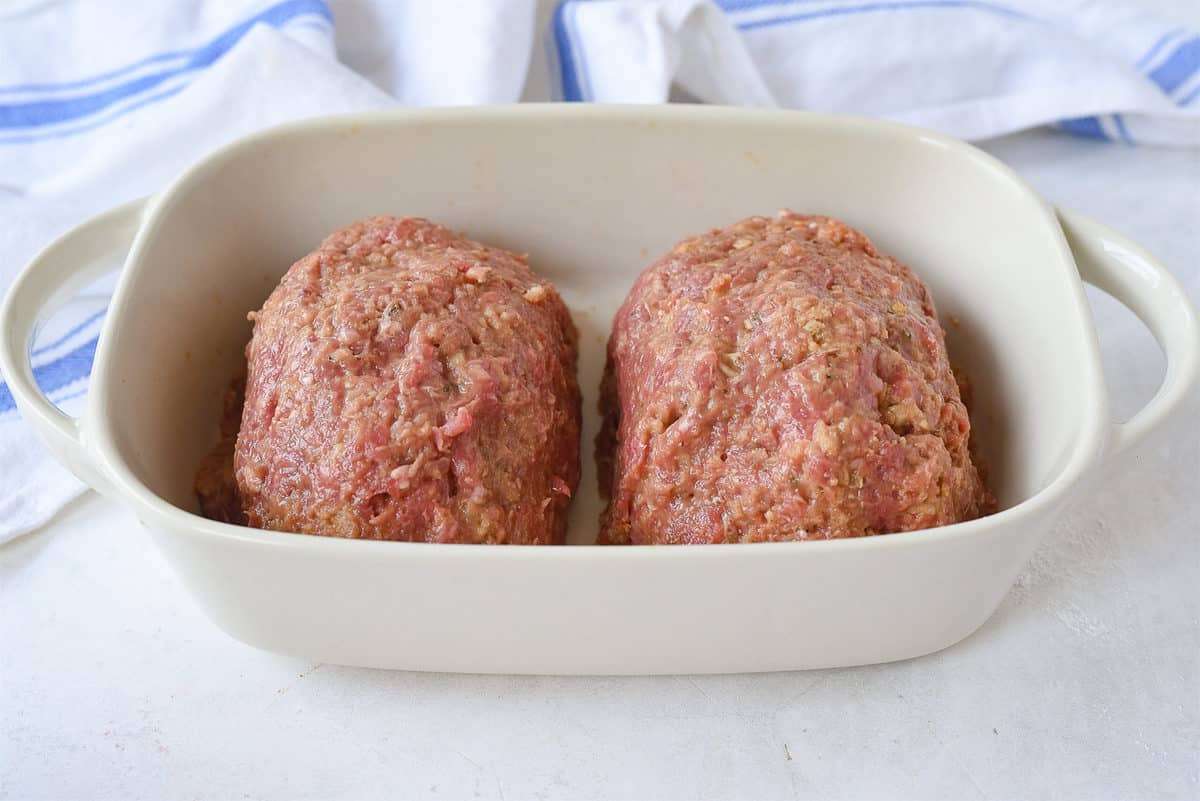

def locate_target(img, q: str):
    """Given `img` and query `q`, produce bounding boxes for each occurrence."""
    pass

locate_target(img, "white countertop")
[2,126,1196,801]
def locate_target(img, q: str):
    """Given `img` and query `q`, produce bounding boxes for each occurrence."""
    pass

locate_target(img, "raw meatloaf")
[196,216,580,544]
[597,211,992,545]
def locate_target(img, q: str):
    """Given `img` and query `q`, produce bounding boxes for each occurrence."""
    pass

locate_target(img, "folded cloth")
[0,0,396,540]
[1,0,1196,542]
[547,0,1200,145]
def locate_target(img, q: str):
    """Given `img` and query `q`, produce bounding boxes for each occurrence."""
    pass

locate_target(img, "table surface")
[4,8,1200,800]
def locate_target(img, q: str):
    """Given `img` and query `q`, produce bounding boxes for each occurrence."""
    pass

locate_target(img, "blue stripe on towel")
[1148,35,1200,95]
[1058,116,1107,140]
[569,1,596,101]
[0,0,332,131]
[52,384,91,406]
[31,308,107,357]
[553,1,585,102]
[0,335,98,413]
[0,52,188,98]
[0,82,189,145]
[736,0,1029,31]
[1112,114,1134,145]
[1136,28,1183,70]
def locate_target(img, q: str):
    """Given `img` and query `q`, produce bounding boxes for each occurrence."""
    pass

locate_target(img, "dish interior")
[97,109,1097,544]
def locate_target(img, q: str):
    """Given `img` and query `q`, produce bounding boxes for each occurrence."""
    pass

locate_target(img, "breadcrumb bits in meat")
[196,216,580,544]
[596,211,994,545]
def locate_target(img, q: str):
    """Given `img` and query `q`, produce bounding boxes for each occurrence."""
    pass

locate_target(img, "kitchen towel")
[549,0,1200,145]
[0,0,395,539]
[1,0,1196,541]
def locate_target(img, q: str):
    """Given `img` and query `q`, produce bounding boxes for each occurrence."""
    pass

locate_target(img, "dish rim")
[85,103,1110,556]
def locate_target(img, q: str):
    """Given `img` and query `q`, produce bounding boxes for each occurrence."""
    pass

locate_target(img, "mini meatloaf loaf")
[597,211,993,545]
[196,217,581,544]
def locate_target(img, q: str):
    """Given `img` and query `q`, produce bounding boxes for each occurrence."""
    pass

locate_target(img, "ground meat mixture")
[196,217,580,544]
[597,211,993,545]
[193,375,246,525]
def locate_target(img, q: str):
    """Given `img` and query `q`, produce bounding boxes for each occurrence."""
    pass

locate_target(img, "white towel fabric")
[0,0,394,540]
[1,0,1197,541]
[549,0,1200,144]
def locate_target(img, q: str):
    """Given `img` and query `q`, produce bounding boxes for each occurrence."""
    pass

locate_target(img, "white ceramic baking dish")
[3,106,1197,674]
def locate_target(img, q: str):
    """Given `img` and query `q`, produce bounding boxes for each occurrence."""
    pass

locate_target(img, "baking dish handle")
[0,197,149,494]
[1057,207,1200,457]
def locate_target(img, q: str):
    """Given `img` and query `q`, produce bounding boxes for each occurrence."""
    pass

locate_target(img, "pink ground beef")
[197,217,580,544]
[597,211,993,545]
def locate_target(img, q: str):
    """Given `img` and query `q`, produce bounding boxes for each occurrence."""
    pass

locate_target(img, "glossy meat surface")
[198,217,580,544]
[597,212,993,544]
